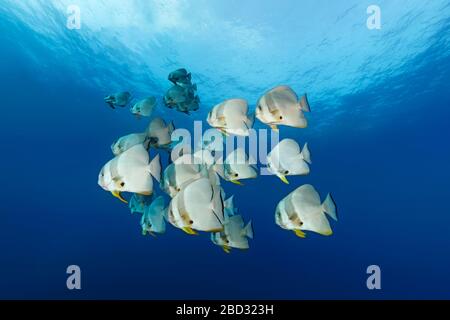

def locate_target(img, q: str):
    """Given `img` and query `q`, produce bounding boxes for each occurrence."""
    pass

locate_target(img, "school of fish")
[98,69,338,253]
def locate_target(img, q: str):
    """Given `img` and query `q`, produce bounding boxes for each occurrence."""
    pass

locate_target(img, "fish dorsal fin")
[269,86,298,105]
[225,148,248,165]
[269,139,299,170]
[291,184,321,211]
[149,117,166,132]
[226,99,248,115]
[278,139,301,156]
[120,144,149,164]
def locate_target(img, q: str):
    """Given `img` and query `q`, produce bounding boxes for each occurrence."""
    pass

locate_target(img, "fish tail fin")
[301,142,312,164]
[299,94,311,112]
[149,154,161,182]
[322,193,337,221]
[224,196,235,213]
[243,221,254,239]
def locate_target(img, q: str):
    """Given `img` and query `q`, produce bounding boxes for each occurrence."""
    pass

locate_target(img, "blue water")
[1,0,450,299]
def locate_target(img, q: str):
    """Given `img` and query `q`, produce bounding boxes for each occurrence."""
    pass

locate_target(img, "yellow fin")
[182,227,198,235]
[294,229,306,238]
[111,191,128,204]
[270,124,279,131]
[219,129,229,137]
[222,246,231,254]
[229,179,243,186]
[278,175,289,184]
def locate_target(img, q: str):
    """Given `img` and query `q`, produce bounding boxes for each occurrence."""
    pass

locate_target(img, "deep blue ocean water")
[1,0,450,299]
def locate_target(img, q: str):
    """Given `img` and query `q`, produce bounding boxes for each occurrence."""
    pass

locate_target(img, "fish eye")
[189,220,194,225]
[120,182,125,187]
[234,173,239,178]
[300,222,304,226]
[279,116,283,120]
[284,170,289,175]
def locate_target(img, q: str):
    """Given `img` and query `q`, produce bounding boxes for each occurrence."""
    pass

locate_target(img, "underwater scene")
[1,0,450,300]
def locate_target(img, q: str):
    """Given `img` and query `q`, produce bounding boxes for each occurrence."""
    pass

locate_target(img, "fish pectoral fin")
[182,227,198,235]
[270,124,279,131]
[222,246,231,254]
[229,179,244,186]
[111,191,128,204]
[294,229,306,238]
[278,175,289,184]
